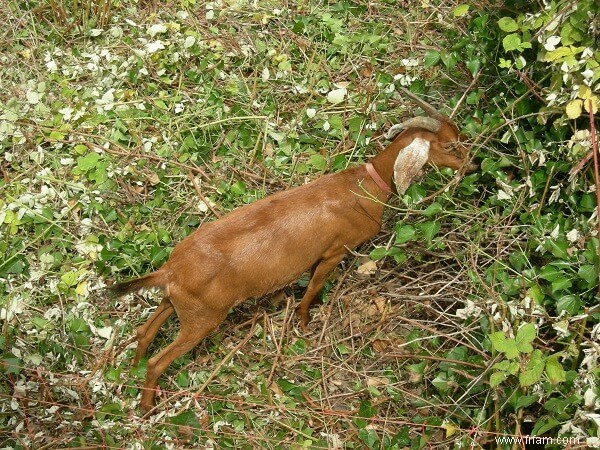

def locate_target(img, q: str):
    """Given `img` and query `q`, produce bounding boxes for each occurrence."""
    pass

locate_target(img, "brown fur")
[109,117,474,414]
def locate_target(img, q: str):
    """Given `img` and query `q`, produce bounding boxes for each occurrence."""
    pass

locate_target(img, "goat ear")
[393,137,430,195]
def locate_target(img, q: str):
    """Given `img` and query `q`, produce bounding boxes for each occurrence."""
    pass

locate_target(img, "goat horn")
[399,87,447,122]
[384,117,442,140]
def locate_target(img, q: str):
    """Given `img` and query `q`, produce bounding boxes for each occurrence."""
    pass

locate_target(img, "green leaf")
[551,276,572,292]
[498,17,519,33]
[493,360,512,371]
[556,295,582,315]
[578,264,598,287]
[169,410,199,427]
[453,4,470,17]
[539,264,561,281]
[515,323,535,354]
[544,46,575,62]
[77,152,102,171]
[466,59,481,76]
[490,371,508,388]
[277,378,296,392]
[395,224,416,244]
[424,50,441,68]
[328,115,343,130]
[387,247,407,264]
[531,416,561,436]
[1,355,22,375]
[519,350,545,387]
[69,318,91,333]
[502,33,522,52]
[432,372,451,393]
[348,116,364,132]
[545,357,566,385]
[309,154,327,170]
[527,285,544,304]
[506,361,519,375]
[490,331,519,359]
[61,270,79,287]
[421,202,442,217]
[547,239,569,259]
[49,130,65,141]
[369,247,387,261]
[515,395,539,410]
[336,343,351,355]
[418,221,441,242]
[358,428,379,448]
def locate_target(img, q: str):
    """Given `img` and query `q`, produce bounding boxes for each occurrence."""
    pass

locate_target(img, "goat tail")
[108,270,167,297]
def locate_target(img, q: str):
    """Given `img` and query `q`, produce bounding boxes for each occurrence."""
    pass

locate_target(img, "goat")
[109,89,475,414]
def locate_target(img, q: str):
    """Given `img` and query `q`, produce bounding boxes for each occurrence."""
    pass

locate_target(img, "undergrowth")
[0,0,598,449]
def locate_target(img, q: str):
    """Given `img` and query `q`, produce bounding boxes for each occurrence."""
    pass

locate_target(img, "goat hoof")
[295,307,310,330]
[299,315,310,331]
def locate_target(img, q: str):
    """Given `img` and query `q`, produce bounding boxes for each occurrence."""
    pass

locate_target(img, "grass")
[0,0,599,449]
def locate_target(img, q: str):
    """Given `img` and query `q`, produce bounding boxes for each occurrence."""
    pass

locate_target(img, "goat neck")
[368,128,430,195]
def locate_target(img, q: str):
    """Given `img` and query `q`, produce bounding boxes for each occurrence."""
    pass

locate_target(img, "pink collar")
[365,162,392,194]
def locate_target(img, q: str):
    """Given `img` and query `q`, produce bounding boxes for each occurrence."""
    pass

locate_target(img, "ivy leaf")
[498,17,519,33]
[490,331,519,359]
[490,371,508,388]
[421,202,442,217]
[515,323,536,354]
[556,294,582,315]
[395,224,416,244]
[545,357,566,385]
[578,264,598,287]
[453,4,470,17]
[369,247,387,261]
[77,152,102,171]
[418,221,441,242]
[502,34,522,52]
[515,395,539,410]
[519,350,545,387]
[466,59,481,76]
[424,50,441,68]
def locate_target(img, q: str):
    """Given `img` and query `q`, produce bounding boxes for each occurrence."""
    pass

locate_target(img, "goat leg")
[295,252,346,329]
[139,308,227,414]
[132,298,174,366]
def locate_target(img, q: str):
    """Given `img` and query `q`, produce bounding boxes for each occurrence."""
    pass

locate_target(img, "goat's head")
[386,88,477,189]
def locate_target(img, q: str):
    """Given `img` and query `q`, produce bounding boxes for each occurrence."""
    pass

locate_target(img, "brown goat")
[109,90,475,414]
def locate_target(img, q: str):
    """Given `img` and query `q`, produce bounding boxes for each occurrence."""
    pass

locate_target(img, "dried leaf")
[356,260,377,275]
[371,339,391,352]
[372,296,387,313]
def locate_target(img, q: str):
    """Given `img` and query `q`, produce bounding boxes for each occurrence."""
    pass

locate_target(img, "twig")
[451,69,482,119]
[266,299,292,387]
[188,171,222,219]
[570,149,593,178]
[589,100,600,294]
[383,352,485,369]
